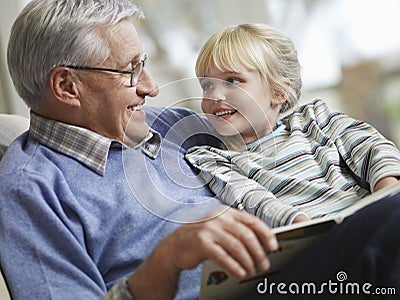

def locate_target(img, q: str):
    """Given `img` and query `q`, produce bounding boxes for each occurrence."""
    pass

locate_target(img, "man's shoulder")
[144,106,220,149]
[145,106,211,135]
[1,132,31,172]
[145,106,197,125]
[0,135,42,193]
[0,132,62,179]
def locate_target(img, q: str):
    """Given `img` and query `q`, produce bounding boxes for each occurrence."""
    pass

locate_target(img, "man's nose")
[136,68,159,98]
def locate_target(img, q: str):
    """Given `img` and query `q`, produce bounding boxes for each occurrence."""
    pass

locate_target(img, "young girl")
[185,23,400,228]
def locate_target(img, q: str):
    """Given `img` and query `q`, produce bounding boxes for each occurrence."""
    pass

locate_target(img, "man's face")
[76,20,158,146]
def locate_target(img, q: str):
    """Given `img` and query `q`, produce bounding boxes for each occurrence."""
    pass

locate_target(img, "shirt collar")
[29,112,161,176]
[245,122,284,151]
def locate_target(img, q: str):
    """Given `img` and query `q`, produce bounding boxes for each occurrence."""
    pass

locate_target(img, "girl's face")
[200,64,283,144]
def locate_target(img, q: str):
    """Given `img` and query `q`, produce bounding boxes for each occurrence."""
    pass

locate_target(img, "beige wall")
[0,0,29,116]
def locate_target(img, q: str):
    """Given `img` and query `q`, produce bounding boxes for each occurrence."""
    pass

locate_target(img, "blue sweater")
[0,107,221,299]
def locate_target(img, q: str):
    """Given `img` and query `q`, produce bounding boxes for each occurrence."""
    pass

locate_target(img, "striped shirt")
[186,100,400,227]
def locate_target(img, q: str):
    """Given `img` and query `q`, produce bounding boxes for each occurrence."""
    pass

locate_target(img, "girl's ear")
[272,81,291,106]
[273,90,288,104]
[49,66,81,107]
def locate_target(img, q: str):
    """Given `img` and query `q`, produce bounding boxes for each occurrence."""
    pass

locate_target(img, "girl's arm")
[373,176,399,192]
[186,146,308,227]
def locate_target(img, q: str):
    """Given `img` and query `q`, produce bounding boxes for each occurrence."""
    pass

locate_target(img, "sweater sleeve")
[186,146,308,227]
[0,171,107,299]
[311,100,400,190]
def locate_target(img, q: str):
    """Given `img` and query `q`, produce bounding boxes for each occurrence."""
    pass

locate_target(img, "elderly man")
[0,1,278,299]
[1,1,400,300]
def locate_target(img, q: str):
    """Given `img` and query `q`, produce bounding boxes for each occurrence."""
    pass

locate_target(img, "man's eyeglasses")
[64,55,147,87]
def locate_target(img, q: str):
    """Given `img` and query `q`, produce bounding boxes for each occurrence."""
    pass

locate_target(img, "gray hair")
[7,0,144,110]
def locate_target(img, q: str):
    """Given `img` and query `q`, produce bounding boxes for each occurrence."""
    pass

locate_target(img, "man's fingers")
[207,244,248,278]
[213,208,278,275]
[171,208,279,278]
[231,209,279,252]
[224,220,271,274]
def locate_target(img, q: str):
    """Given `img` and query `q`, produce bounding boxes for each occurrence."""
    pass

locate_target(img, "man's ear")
[49,66,81,107]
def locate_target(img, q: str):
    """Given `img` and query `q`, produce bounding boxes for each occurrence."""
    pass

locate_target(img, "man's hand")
[167,207,278,277]
[128,208,278,299]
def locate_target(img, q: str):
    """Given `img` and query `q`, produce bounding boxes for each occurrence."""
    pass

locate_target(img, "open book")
[200,181,400,300]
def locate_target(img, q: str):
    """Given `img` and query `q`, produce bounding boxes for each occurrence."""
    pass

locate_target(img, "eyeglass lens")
[131,56,146,87]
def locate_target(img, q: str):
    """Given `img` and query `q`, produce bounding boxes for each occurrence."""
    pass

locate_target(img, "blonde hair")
[195,23,302,114]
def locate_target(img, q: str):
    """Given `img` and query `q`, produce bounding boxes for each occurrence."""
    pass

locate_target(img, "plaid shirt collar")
[29,112,161,176]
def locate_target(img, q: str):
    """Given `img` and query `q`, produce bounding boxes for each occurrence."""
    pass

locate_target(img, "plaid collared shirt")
[29,112,161,176]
